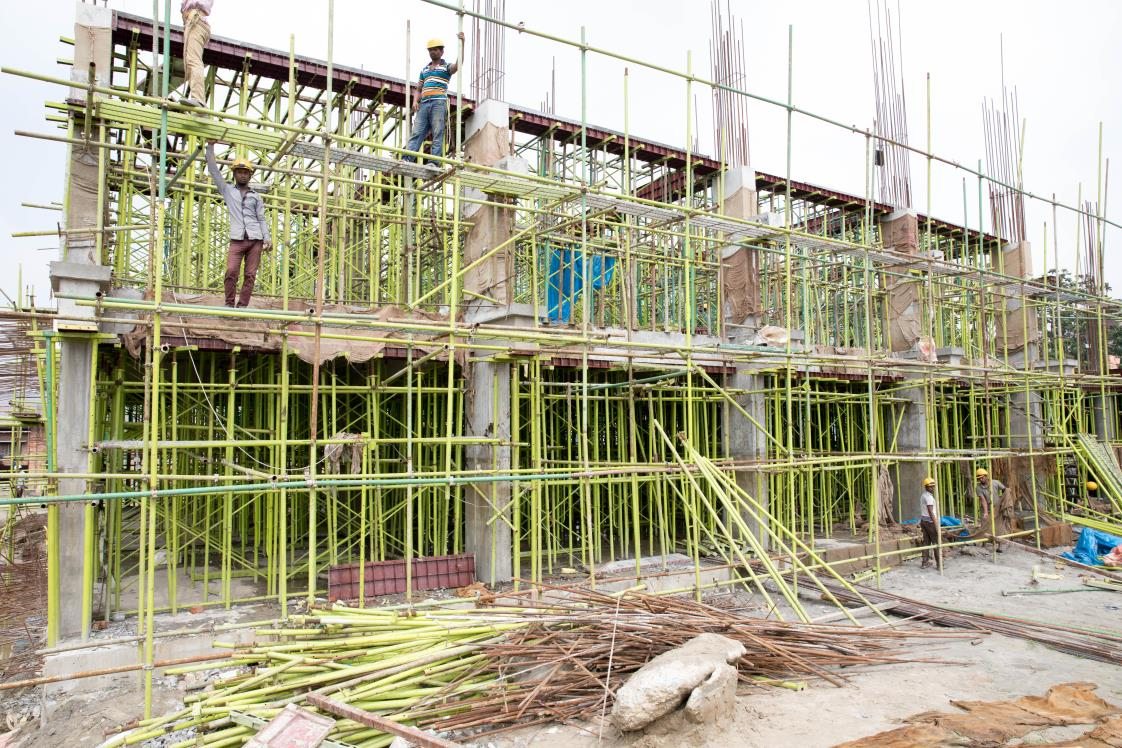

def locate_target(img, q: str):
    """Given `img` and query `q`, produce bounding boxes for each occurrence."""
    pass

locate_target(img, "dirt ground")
[4,542,1122,747]
[490,543,1122,748]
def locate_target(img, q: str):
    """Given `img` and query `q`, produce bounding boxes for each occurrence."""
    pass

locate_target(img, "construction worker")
[403,32,466,164]
[1087,480,1099,500]
[919,477,942,570]
[180,0,213,106]
[206,141,272,307]
[974,468,1006,523]
[11,465,27,499]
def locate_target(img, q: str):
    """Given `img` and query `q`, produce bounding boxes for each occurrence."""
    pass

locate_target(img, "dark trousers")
[920,519,942,569]
[225,239,263,306]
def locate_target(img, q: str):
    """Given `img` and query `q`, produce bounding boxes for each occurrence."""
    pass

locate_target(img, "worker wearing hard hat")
[180,0,214,106]
[919,476,942,570]
[206,140,273,307]
[1087,480,1099,500]
[973,468,1005,523]
[404,32,466,164]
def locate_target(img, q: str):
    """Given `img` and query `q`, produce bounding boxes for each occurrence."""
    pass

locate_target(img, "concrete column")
[460,100,517,583]
[55,342,94,638]
[880,211,922,353]
[463,361,513,584]
[461,100,528,315]
[718,167,761,336]
[49,3,114,639]
[999,242,1047,451]
[724,370,770,548]
[718,167,770,547]
[896,385,930,523]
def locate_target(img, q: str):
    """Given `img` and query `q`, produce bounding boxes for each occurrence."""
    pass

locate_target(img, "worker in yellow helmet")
[919,476,942,570]
[1087,481,1099,499]
[973,467,1005,524]
[404,32,466,165]
[206,140,273,307]
[180,1,214,107]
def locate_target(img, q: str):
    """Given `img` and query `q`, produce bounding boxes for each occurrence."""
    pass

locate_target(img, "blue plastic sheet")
[900,515,969,538]
[1061,527,1122,566]
[546,245,617,323]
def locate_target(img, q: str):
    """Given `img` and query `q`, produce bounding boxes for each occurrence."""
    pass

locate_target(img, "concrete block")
[464,98,510,142]
[50,261,112,331]
[42,625,257,710]
[74,2,111,28]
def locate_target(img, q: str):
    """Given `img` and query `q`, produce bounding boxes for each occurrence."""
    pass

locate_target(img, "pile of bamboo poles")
[105,589,966,747]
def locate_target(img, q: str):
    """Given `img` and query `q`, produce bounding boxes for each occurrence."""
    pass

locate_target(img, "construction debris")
[100,588,968,746]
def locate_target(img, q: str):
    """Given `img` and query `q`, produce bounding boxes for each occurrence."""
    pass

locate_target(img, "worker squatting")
[179,0,464,307]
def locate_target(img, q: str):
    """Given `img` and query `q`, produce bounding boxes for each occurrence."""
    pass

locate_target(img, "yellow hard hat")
[923,477,936,487]
[230,157,256,174]
[426,38,444,49]
[975,468,988,478]
[1087,481,1099,491]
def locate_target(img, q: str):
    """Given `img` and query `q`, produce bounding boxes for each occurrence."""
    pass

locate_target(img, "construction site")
[0,0,1121,745]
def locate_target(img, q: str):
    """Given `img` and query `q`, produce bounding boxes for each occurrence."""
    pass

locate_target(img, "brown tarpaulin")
[837,682,1121,748]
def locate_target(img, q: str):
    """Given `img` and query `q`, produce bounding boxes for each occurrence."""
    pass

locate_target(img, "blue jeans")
[404,98,447,164]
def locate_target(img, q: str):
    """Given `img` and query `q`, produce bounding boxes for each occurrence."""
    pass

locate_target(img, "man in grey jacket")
[206,141,271,306]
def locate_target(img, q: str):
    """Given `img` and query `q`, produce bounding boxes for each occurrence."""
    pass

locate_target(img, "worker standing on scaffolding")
[403,32,465,165]
[180,0,213,107]
[919,477,942,570]
[206,140,272,307]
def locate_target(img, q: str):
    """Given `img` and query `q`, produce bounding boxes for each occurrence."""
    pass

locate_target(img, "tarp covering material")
[546,244,616,323]
[121,293,444,365]
[721,245,761,322]
[1061,527,1122,566]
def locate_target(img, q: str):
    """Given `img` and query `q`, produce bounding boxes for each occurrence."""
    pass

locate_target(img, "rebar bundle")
[868,0,912,210]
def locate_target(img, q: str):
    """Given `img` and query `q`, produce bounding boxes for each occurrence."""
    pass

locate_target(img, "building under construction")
[2,1,1122,731]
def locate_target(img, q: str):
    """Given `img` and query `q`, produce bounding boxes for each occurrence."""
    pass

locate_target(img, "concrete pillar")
[895,386,931,523]
[460,100,517,583]
[718,167,761,335]
[724,370,770,547]
[880,211,922,353]
[717,167,770,547]
[463,361,513,584]
[999,242,1047,451]
[49,3,114,639]
[461,100,528,314]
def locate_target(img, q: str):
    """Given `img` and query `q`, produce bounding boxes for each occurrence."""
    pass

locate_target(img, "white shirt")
[920,490,939,523]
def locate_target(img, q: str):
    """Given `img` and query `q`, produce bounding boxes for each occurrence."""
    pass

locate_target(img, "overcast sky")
[1,0,1120,306]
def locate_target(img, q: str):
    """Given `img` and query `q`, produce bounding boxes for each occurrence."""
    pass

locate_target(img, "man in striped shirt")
[181,0,213,106]
[404,32,465,165]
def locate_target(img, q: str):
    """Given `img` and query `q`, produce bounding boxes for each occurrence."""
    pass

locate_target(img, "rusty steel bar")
[305,694,464,748]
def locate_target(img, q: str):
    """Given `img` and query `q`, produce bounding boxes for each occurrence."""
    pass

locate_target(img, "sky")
[1,0,1120,306]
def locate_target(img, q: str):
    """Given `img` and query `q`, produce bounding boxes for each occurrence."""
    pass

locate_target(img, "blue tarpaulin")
[1061,527,1122,566]
[900,515,969,538]
[546,245,617,323]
